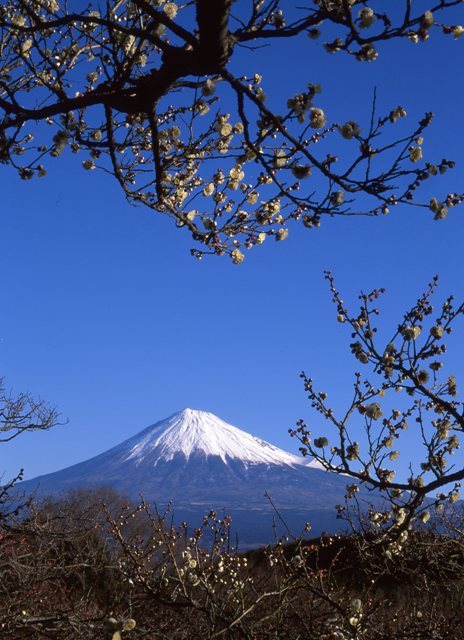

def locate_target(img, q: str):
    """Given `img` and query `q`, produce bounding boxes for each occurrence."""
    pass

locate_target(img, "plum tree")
[0,377,58,519]
[291,273,464,548]
[0,0,463,260]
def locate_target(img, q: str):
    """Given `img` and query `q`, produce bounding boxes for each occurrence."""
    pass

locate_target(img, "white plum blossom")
[202,79,216,96]
[203,183,214,196]
[229,165,244,181]
[276,228,289,241]
[231,248,245,264]
[11,14,26,27]
[163,3,178,19]
[359,7,375,28]
[309,108,326,129]
[339,120,361,139]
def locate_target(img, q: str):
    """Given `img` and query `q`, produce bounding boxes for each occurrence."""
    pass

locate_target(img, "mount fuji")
[16,409,356,545]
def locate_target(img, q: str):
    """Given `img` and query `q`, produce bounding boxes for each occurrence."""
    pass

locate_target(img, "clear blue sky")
[1,13,463,482]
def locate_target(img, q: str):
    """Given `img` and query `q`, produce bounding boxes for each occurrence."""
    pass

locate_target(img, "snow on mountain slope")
[121,408,304,467]
[306,459,326,471]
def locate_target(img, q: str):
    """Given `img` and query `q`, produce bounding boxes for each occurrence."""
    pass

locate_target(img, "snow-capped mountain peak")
[15,408,353,546]
[122,408,304,467]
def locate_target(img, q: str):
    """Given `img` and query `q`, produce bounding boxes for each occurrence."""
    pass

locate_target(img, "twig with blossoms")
[290,272,464,542]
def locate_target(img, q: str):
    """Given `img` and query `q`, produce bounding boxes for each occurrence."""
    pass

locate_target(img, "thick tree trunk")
[196,0,233,72]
